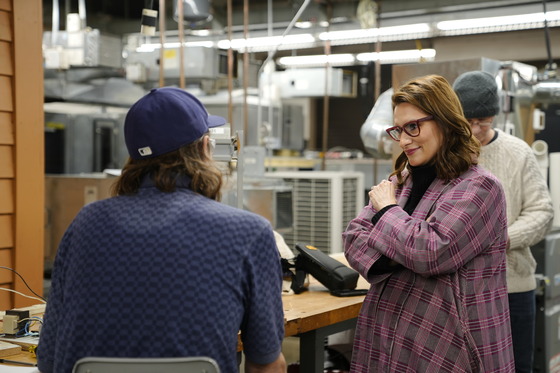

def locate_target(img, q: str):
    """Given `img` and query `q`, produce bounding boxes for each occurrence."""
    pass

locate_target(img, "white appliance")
[266,171,365,254]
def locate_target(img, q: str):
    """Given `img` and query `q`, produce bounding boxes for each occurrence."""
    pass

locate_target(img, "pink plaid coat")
[343,165,515,372]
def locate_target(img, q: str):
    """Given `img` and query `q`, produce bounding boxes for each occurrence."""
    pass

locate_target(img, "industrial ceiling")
[43,0,559,36]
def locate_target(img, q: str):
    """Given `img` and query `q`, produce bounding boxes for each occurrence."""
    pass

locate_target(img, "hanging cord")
[0,266,47,303]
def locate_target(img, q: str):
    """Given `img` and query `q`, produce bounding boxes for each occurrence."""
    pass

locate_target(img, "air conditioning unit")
[266,171,365,254]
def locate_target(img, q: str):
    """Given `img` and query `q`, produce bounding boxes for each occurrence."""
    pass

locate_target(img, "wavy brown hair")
[390,74,480,185]
[112,134,223,200]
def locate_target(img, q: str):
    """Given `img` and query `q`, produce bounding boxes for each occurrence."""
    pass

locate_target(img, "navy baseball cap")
[124,87,227,159]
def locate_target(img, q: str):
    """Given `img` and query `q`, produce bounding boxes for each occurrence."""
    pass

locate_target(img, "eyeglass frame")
[467,118,493,127]
[385,115,434,141]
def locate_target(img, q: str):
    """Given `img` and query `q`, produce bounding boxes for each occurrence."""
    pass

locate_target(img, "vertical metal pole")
[243,0,249,146]
[159,0,166,87]
[236,131,244,209]
[178,0,185,89]
[78,0,86,29]
[374,0,382,101]
[374,0,383,181]
[321,2,333,171]
[52,0,59,46]
[227,0,234,131]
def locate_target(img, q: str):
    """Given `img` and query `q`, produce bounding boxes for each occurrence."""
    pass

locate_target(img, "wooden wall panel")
[0,288,10,306]
[0,41,12,75]
[0,145,14,177]
[0,248,13,282]
[0,1,10,11]
[0,10,11,41]
[0,215,13,248]
[0,76,13,111]
[0,112,13,144]
[0,179,13,213]
[12,0,44,308]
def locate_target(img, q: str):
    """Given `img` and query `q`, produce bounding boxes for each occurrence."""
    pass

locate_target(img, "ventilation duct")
[174,0,212,24]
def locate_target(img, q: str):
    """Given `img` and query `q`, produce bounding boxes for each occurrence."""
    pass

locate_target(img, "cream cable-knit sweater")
[478,129,554,293]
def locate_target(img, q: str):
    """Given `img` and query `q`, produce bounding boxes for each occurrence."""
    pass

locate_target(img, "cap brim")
[208,114,227,128]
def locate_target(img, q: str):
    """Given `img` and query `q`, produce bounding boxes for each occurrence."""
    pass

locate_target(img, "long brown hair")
[112,135,223,200]
[390,74,480,185]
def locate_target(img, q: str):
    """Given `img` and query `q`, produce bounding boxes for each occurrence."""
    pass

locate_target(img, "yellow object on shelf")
[265,157,317,169]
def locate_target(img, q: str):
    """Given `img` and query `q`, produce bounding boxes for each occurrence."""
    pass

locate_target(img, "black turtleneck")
[370,163,437,226]
[368,163,437,275]
[403,163,437,214]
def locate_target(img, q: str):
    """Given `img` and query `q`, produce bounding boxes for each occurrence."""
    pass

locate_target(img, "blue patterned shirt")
[37,178,284,373]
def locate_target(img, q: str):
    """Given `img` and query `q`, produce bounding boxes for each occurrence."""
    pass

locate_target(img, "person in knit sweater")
[454,71,554,373]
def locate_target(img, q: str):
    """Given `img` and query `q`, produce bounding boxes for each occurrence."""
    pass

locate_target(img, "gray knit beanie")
[453,71,500,119]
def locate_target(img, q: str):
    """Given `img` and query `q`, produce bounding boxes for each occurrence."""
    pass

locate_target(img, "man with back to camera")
[36,87,287,373]
[454,71,554,373]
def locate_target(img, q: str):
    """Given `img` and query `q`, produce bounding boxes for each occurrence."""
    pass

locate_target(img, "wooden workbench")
[1,257,369,373]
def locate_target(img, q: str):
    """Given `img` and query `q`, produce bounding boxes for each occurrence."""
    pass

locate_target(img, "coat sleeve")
[343,203,394,283]
[343,173,508,278]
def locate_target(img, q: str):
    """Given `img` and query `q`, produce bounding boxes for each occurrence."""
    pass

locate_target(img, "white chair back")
[72,356,220,373]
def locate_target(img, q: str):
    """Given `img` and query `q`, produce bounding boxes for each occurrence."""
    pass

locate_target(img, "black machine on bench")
[283,243,368,297]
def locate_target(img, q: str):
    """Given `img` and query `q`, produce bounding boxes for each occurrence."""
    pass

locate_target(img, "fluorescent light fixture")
[135,40,215,52]
[217,34,315,52]
[277,49,436,67]
[277,53,355,67]
[319,23,431,43]
[130,10,560,55]
[356,49,436,64]
[191,29,211,36]
[437,10,560,35]
[295,21,314,29]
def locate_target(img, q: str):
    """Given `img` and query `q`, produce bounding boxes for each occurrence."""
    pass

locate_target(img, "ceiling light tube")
[135,40,215,52]
[218,34,315,51]
[277,49,436,68]
[319,23,431,41]
[277,53,355,68]
[356,49,436,64]
[437,10,560,34]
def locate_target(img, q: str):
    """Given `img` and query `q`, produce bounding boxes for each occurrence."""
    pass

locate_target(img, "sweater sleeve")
[506,144,554,250]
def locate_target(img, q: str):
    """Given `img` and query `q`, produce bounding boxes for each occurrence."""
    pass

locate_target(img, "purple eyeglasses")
[386,115,434,141]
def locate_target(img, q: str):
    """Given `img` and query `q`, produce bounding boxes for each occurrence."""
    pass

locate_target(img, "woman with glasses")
[343,74,515,372]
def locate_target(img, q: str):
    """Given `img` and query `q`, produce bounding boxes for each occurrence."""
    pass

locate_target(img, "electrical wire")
[0,288,46,304]
[0,266,47,302]
[22,317,43,337]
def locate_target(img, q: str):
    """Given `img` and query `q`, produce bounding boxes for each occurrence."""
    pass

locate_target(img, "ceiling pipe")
[78,0,86,29]
[51,0,59,46]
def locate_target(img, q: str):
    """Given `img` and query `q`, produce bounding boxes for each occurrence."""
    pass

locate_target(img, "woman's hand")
[369,179,397,211]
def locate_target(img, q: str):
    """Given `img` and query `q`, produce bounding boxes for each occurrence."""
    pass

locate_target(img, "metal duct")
[360,88,394,159]
[533,81,560,106]
[174,0,212,23]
